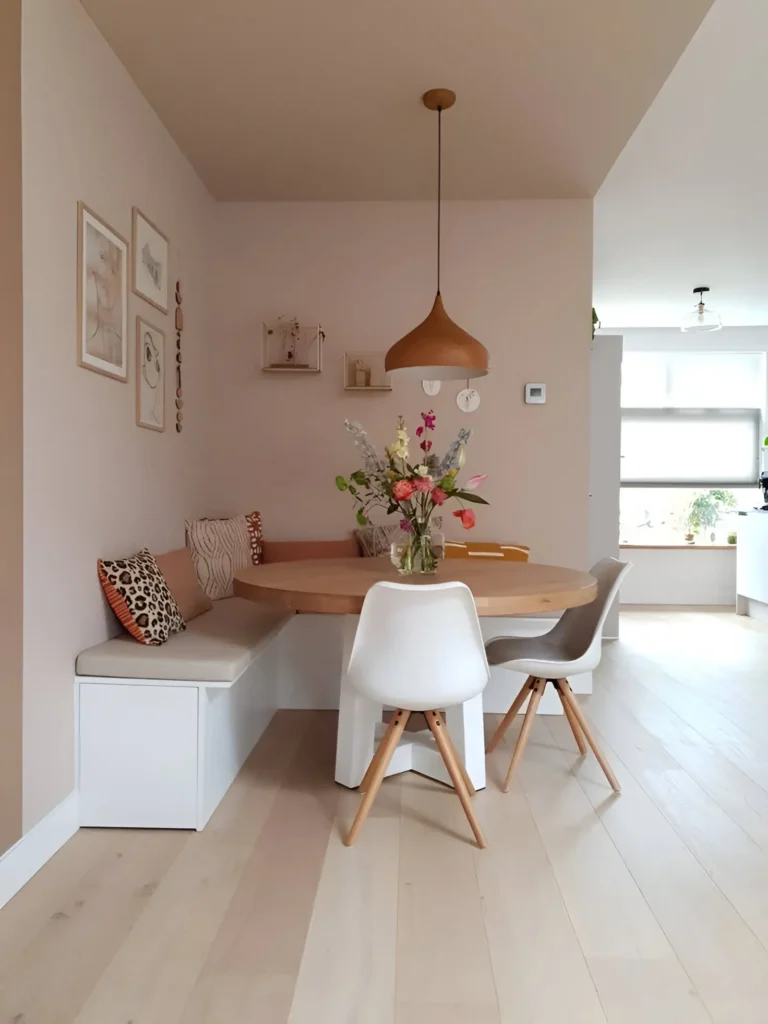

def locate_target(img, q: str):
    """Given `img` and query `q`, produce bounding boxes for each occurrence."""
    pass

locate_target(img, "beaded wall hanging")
[175,279,184,433]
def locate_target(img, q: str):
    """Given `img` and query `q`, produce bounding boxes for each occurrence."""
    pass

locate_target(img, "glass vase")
[390,522,439,576]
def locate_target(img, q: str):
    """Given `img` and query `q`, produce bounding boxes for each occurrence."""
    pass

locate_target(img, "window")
[621,351,765,408]
[621,409,760,486]
[620,351,765,546]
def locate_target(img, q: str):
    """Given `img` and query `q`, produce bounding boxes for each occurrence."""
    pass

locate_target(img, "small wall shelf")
[262,320,324,373]
[343,351,391,391]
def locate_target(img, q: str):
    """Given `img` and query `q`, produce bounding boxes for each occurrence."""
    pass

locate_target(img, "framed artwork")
[77,202,129,381]
[262,319,324,373]
[132,207,169,313]
[136,316,166,431]
[343,351,391,391]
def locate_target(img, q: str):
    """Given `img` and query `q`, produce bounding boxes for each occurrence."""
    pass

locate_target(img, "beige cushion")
[155,547,213,621]
[185,512,263,601]
[76,598,291,683]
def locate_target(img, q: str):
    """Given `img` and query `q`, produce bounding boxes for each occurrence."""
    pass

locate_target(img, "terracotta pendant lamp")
[385,89,489,380]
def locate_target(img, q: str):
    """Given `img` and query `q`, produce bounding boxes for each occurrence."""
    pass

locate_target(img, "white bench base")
[77,630,284,830]
[75,613,592,831]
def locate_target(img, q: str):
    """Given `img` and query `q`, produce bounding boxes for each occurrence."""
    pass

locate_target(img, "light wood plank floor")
[4,609,768,1022]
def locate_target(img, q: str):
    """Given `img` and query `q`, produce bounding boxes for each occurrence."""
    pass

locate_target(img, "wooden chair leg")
[425,711,487,848]
[554,679,587,755]
[358,711,401,792]
[344,709,411,846]
[485,676,534,753]
[502,678,545,793]
[435,711,476,796]
[559,682,621,793]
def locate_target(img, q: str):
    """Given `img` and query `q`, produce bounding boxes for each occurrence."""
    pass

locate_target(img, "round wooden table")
[234,558,597,791]
[234,557,596,616]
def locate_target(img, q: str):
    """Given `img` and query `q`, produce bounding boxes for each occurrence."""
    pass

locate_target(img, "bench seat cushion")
[76,598,292,683]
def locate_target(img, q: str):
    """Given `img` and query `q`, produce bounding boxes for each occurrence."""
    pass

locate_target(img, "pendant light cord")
[437,105,442,296]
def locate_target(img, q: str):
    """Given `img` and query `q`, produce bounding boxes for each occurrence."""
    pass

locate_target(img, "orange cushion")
[262,539,360,563]
[155,547,213,622]
[445,541,530,562]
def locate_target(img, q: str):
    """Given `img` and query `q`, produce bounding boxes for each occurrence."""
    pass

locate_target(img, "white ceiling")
[79,0,709,201]
[594,0,768,328]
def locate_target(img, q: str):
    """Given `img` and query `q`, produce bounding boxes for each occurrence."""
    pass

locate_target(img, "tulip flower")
[453,508,476,530]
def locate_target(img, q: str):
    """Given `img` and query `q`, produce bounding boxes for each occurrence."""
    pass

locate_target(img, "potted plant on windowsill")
[684,490,737,545]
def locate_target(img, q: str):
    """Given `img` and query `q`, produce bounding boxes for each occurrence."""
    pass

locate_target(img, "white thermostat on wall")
[524,383,546,404]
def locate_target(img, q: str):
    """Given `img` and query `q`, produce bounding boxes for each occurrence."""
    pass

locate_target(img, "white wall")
[207,200,593,568]
[621,547,736,606]
[21,0,214,830]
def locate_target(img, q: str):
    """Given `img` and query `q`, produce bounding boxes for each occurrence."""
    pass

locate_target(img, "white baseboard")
[0,792,79,910]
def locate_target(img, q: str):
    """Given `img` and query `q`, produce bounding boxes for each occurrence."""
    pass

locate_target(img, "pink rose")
[393,479,415,501]
[465,474,487,491]
[453,508,476,530]
[431,487,447,505]
[414,476,432,493]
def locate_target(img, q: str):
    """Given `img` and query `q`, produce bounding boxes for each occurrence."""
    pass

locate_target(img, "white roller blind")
[622,351,765,408]
[621,409,760,486]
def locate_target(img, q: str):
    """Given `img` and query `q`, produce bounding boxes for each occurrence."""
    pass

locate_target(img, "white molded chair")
[484,557,632,793]
[344,580,490,848]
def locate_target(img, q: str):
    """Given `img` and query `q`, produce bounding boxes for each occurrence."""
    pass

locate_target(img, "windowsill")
[619,544,736,551]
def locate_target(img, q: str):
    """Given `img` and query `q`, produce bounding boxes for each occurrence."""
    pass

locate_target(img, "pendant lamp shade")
[385,89,490,380]
[385,294,488,379]
[681,286,722,333]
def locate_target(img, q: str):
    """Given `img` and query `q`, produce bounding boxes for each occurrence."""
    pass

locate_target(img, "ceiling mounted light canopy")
[385,89,489,380]
[681,286,722,333]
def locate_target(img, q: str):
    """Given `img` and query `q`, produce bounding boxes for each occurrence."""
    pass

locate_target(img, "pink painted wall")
[21,0,214,830]
[208,201,593,567]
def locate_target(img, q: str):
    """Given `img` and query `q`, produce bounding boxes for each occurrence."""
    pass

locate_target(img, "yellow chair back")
[444,541,530,562]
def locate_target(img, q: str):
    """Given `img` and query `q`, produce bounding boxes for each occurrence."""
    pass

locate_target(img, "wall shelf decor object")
[343,351,392,391]
[262,318,324,373]
[136,316,165,431]
[384,89,489,381]
[132,208,169,314]
[77,202,128,381]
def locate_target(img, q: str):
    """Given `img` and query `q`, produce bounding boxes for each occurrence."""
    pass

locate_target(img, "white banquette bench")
[75,598,293,830]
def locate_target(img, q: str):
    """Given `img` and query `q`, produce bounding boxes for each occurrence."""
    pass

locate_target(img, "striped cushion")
[185,512,263,601]
[445,541,530,562]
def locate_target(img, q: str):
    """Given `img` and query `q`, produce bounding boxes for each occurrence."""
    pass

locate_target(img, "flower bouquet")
[336,411,489,575]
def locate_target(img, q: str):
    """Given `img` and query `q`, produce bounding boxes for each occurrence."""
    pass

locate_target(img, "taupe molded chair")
[484,557,632,793]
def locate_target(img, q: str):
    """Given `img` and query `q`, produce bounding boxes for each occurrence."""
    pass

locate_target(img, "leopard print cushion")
[98,548,186,645]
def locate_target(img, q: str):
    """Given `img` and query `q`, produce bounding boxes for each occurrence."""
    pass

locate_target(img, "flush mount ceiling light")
[681,286,722,333]
[385,89,489,381]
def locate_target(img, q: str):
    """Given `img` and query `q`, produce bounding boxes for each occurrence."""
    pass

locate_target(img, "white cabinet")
[736,511,768,619]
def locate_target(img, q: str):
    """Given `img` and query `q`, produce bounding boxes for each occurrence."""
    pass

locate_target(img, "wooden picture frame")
[132,207,169,314]
[136,316,166,431]
[77,202,129,381]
